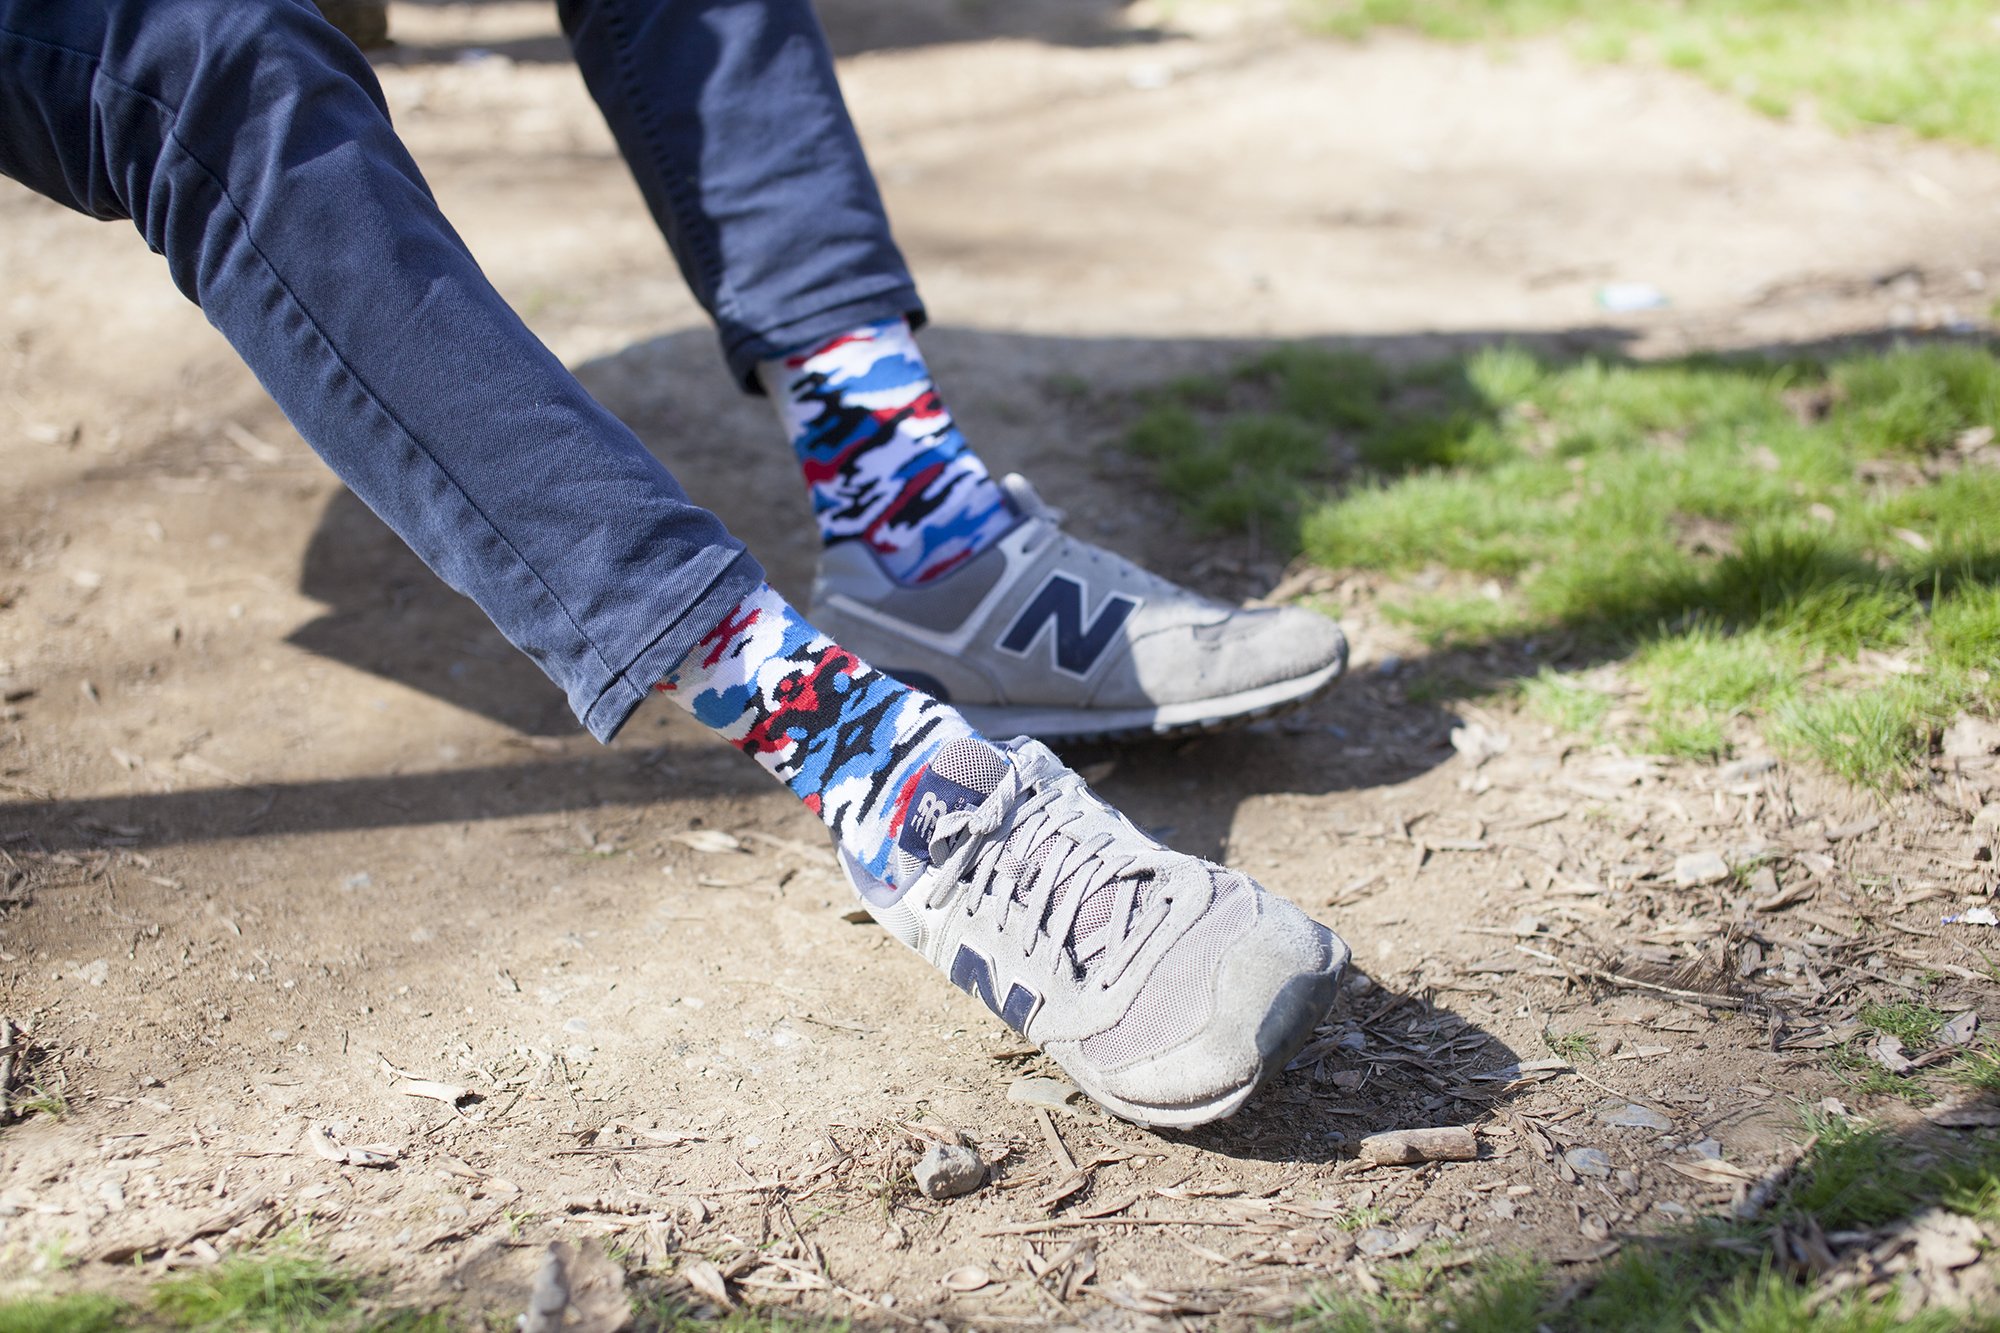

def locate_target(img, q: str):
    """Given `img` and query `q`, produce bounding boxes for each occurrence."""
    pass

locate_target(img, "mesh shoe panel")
[1075,878,1255,1069]
[932,738,1010,791]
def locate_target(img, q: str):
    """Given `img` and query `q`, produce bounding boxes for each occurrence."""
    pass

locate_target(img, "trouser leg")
[555,0,922,388]
[0,0,765,740]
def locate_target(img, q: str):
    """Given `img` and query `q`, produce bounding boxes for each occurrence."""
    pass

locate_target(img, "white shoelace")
[926,768,1172,990]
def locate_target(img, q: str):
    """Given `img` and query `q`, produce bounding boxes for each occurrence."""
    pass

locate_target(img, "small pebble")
[1687,1138,1724,1160]
[1673,851,1731,887]
[1355,1227,1418,1258]
[1597,1103,1672,1132]
[913,1143,985,1200]
[1563,1147,1613,1179]
[1007,1076,1081,1111]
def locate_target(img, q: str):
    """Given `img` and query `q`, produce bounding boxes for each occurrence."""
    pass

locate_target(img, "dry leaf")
[941,1265,992,1292]
[1668,1158,1754,1186]
[682,1257,732,1308]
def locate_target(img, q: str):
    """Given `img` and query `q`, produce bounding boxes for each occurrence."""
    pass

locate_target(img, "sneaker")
[809,475,1347,741]
[842,734,1348,1128]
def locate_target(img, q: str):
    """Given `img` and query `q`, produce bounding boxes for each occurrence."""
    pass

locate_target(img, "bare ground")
[2,2,1997,1324]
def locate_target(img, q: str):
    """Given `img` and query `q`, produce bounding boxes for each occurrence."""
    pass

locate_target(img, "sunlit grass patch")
[1285,1113,2000,1332]
[0,1235,464,1333]
[151,1248,362,1331]
[1128,338,2000,787]
[1518,666,1615,739]
[0,1294,127,1333]
[1293,0,2000,152]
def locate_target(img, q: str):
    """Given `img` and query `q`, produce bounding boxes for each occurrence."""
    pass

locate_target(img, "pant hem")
[724,282,925,392]
[579,549,769,742]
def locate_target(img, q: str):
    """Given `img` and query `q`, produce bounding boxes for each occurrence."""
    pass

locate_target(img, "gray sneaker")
[810,475,1347,741]
[842,734,1348,1128]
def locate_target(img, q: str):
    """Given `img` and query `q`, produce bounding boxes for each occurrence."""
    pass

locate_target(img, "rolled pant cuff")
[578,549,770,742]
[724,283,925,392]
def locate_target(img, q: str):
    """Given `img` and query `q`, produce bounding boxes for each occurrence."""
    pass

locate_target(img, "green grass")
[1125,339,2000,788]
[0,1239,458,1332]
[1293,0,2000,151]
[0,1295,126,1333]
[1543,1028,1599,1063]
[151,1249,362,1331]
[1519,666,1615,740]
[1859,1001,1951,1048]
[1286,1115,2000,1332]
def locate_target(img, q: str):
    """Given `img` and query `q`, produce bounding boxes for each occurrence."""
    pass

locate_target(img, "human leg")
[0,0,1347,1123]
[0,0,760,740]
[558,0,1348,737]
[554,0,921,389]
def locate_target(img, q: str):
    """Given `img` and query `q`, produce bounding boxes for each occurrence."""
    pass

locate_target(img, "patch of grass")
[1288,1114,2000,1331]
[1519,666,1615,739]
[1542,1028,1598,1063]
[152,1248,361,1331]
[1332,1205,1397,1232]
[1294,0,2000,152]
[630,1295,850,1333]
[1292,1251,1549,1332]
[0,1294,127,1333]
[1951,1042,2000,1094]
[1858,1001,1951,1048]
[1125,339,2000,788]
[1829,1044,1935,1105]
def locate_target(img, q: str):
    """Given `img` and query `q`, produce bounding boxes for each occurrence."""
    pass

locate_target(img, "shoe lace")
[924,766,1171,989]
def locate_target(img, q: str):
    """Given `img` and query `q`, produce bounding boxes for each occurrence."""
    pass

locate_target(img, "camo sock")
[656,581,976,885]
[759,318,1013,586]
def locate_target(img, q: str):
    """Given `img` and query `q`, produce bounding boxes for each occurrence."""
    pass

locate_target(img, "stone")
[1006,1077,1080,1111]
[1563,1147,1612,1179]
[1355,1227,1422,1258]
[1672,851,1731,887]
[1597,1103,1673,1132]
[1719,756,1777,782]
[913,1143,985,1200]
[1940,715,2000,759]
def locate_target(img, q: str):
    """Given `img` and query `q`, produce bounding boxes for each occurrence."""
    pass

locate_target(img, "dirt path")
[2,3,1996,1323]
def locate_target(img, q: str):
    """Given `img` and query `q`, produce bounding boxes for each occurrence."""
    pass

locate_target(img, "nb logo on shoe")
[998,574,1139,678]
[949,944,1038,1033]
[895,770,986,863]
[909,790,949,844]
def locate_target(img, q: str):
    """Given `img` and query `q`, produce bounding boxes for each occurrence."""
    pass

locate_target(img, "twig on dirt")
[1517,945,1745,1009]
[1558,1063,1676,1116]
[1357,1127,1478,1166]
[0,1017,15,1119]
[983,1216,1252,1236]
[1035,1107,1077,1176]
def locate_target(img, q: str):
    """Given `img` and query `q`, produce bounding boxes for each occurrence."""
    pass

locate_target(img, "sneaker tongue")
[892,738,1152,963]
[889,737,1010,882]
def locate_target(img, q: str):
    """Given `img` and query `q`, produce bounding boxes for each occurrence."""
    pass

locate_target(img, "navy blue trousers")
[0,0,923,739]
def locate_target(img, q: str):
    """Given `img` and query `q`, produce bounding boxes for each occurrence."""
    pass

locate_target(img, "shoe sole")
[1058,952,1348,1129]
[955,649,1348,745]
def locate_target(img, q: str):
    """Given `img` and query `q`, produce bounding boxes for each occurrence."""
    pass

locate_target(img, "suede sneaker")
[841,734,1348,1127]
[809,475,1347,741]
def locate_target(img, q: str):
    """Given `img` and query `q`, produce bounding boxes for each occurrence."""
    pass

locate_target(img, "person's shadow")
[279,324,1488,859]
